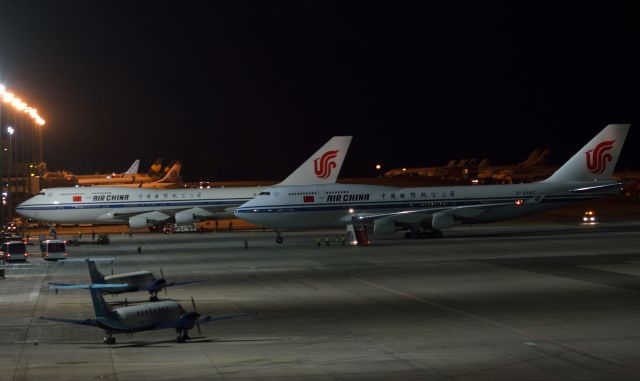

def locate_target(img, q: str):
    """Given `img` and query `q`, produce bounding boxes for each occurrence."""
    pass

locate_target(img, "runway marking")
[351,267,633,368]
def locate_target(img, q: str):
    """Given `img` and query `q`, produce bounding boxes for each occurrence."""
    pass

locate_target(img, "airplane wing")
[165,279,210,288]
[40,316,100,327]
[349,198,542,229]
[195,313,254,324]
[152,313,252,330]
[49,283,129,289]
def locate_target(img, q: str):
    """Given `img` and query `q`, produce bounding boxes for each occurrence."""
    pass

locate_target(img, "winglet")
[278,136,352,186]
[544,124,630,183]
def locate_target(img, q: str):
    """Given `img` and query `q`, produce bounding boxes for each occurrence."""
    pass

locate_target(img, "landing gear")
[404,230,443,239]
[149,293,159,302]
[103,332,116,344]
[275,230,284,244]
[176,329,191,343]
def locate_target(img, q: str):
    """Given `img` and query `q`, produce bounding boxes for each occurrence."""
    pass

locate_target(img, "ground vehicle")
[1,241,29,262]
[582,210,598,224]
[40,239,68,261]
[4,222,17,232]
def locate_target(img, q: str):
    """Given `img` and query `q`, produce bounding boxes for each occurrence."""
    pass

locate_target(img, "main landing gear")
[176,329,191,343]
[404,230,443,239]
[103,331,116,345]
[275,230,284,244]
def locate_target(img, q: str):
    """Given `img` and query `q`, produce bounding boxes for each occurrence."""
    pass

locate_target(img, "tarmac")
[1,204,640,380]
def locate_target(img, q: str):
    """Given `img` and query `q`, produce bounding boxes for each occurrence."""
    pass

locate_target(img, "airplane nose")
[15,200,34,218]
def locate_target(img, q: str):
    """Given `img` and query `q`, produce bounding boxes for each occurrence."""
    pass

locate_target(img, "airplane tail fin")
[88,287,112,318]
[278,136,352,186]
[85,260,111,318]
[155,161,182,183]
[519,149,541,167]
[148,158,163,175]
[87,260,106,284]
[124,159,140,175]
[544,124,630,183]
[527,149,550,167]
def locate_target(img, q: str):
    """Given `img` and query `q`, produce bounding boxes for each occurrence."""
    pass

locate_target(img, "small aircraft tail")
[87,260,106,284]
[85,260,111,318]
[544,124,630,183]
[124,159,140,175]
[518,149,541,167]
[148,158,163,175]
[278,136,352,186]
[530,149,550,166]
[155,161,182,183]
[88,287,112,318]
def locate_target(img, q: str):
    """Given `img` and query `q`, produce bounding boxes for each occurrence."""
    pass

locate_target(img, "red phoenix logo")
[72,195,82,202]
[314,150,339,179]
[585,140,615,175]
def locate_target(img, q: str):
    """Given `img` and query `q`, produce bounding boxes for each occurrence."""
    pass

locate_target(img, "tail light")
[64,252,68,257]
[24,252,29,257]
[44,252,49,257]
[6,253,10,258]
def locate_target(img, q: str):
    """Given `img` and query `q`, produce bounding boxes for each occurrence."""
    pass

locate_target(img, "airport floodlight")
[7,126,14,135]
[0,84,5,93]
[2,91,15,103]
[375,164,382,170]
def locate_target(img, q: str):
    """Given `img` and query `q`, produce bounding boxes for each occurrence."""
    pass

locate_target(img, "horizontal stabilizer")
[568,182,624,193]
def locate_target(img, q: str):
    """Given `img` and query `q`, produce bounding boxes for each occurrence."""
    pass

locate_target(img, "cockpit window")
[258,191,271,196]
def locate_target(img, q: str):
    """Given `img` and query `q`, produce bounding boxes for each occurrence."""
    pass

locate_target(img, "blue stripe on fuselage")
[16,198,251,212]
[234,194,595,213]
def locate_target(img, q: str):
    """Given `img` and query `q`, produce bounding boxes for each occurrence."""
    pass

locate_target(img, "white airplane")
[42,280,247,344]
[16,137,352,231]
[50,260,206,301]
[234,124,630,244]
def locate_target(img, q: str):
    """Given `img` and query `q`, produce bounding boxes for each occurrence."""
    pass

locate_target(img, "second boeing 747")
[234,124,630,244]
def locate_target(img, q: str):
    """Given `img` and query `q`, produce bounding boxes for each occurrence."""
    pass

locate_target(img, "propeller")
[191,297,201,335]
[124,297,128,307]
[161,268,167,296]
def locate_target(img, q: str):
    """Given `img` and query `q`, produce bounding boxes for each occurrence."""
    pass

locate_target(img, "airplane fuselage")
[16,186,262,224]
[235,181,614,229]
[102,271,156,293]
[96,300,183,333]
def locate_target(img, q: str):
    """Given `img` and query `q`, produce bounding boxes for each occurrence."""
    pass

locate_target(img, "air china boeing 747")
[16,136,352,229]
[234,124,630,244]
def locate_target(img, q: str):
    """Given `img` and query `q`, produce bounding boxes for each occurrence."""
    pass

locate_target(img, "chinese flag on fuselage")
[303,195,314,203]
[73,196,82,202]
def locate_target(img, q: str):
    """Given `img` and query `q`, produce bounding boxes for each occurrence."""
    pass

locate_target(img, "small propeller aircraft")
[42,262,249,344]
[50,259,207,301]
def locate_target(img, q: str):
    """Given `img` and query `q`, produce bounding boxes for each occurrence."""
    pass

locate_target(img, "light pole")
[6,126,13,220]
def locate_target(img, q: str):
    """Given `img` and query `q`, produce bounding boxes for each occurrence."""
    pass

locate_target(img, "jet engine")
[431,212,454,230]
[174,210,196,225]
[129,216,149,229]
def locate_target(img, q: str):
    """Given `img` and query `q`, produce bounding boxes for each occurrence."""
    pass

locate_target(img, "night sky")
[0,1,638,181]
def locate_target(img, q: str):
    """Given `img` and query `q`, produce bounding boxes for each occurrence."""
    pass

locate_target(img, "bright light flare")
[0,85,46,125]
